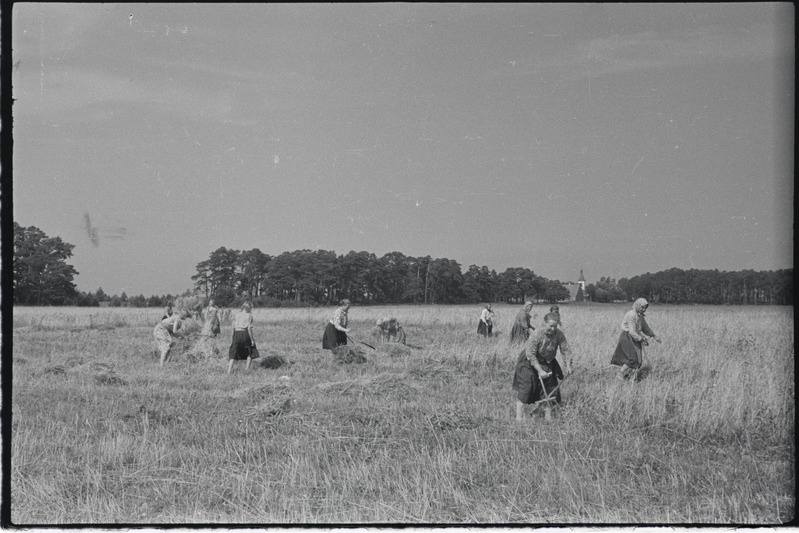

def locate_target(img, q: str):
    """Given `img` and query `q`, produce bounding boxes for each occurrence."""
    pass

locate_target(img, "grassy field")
[9,303,795,525]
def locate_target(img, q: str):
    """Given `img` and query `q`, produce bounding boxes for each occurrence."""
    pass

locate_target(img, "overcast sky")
[11,3,794,297]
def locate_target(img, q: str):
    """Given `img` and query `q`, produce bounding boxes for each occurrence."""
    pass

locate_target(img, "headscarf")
[633,298,648,314]
[524,301,533,310]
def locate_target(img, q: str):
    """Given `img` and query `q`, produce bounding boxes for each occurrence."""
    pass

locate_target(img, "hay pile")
[257,355,290,369]
[235,381,293,422]
[165,295,222,362]
[94,369,127,386]
[332,345,367,364]
[171,295,206,320]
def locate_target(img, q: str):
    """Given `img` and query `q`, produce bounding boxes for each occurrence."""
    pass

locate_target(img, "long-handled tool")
[535,372,570,405]
[347,335,376,350]
[530,372,571,414]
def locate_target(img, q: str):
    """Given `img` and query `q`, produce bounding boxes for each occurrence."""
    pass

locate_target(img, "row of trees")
[190,247,571,307]
[12,222,793,306]
[617,268,793,305]
[73,287,179,309]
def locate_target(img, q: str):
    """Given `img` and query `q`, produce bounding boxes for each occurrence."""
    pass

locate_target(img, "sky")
[10,3,795,297]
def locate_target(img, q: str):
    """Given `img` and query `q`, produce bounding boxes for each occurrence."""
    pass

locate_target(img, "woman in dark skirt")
[510,301,534,344]
[228,302,257,373]
[610,298,660,380]
[322,299,351,350]
[477,303,494,337]
[512,313,573,421]
[202,299,221,337]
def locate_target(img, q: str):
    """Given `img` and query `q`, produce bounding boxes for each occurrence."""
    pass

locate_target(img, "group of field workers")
[153,299,257,373]
[153,295,660,420]
[509,297,660,421]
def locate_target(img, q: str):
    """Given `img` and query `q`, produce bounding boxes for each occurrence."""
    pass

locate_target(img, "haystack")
[160,295,221,362]
[235,381,293,421]
[332,345,367,364]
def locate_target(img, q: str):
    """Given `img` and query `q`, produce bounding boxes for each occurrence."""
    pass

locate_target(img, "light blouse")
[621,309,655,342]
[330,306,349,330]
[232,310,253,330]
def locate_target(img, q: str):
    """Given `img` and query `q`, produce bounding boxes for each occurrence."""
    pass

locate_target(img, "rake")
[347,335,376,350]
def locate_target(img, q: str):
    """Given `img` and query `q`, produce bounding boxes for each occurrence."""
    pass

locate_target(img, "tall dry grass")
[10,303,794,524]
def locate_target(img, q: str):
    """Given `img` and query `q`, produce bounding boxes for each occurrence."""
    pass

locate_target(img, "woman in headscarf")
[228,301,258,373]
[510,301,535,344]
[512,312,574,421]
[477,303,494,337]
[322,299,351,350]
[153,308,190,367]
[610,298,661,380]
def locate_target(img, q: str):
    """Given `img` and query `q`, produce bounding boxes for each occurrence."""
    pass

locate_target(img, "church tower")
[578,269,586,292]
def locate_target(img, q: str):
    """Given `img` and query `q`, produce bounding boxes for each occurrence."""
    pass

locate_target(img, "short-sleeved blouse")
[232,311,253,330]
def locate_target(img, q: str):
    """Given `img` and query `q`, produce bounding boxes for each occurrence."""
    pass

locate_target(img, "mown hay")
[235,382,293,421]
[171,295,206,321]
[163,321,220,363]
[315,373,419,400]
[426,411,491,431]
[378,343,412,358]
[94,372,127,386]
[258,355,289,369]
[332,345,367,364]
[182,334,220,363]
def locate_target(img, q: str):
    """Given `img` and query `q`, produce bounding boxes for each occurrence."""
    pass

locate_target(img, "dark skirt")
[228,330,253,361]
[477,321,493,337]
[610,331,642,369]
[512,348,563,404]
[510,323,530,343]
[322,322,347,350]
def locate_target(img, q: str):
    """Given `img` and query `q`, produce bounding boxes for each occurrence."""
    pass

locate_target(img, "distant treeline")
[617,267,793,305]
[188,247,572,307]
[13,222,793,307]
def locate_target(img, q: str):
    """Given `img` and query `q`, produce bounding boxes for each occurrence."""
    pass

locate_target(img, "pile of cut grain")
[235,381,293,422]
[169,295,221,362]
[332,345,367,364]
[257,355,290,369]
